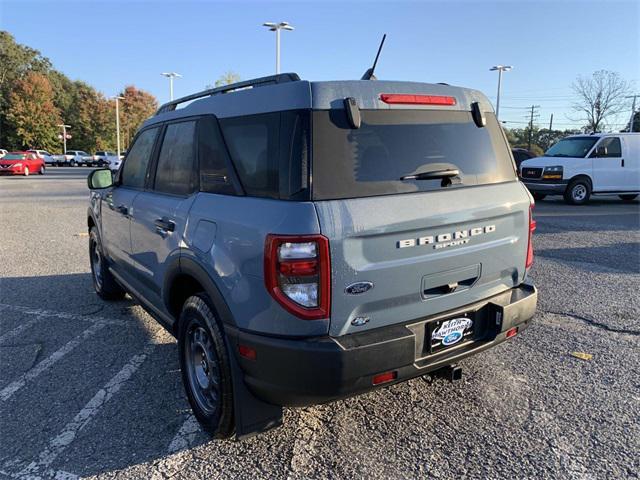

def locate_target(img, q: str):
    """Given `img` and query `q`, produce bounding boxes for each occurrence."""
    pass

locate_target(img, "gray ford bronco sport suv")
[87,73,538,439]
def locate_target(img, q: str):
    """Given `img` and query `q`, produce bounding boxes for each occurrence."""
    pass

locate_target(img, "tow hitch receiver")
[424,364,463,383]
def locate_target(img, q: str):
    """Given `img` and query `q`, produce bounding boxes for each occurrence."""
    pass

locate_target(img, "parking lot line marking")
[167,414,202,454]
[0,303,125,326]
[0,316,40,344]
[17,342,158,478]
[0,322,107,402]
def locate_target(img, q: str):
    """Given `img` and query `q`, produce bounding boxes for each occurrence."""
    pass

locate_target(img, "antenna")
[361,34,386,80]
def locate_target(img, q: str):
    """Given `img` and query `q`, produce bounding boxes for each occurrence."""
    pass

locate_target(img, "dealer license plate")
[430,315,474,353]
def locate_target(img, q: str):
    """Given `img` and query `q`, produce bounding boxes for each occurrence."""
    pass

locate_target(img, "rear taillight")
[526,204,536,269]
[380,93,457,106]
[264,234,331,320]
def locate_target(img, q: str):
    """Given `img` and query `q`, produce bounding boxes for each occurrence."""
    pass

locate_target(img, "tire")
[179,294,235,438]
[89,226,126,300]
[564,178,591,205]
[619,194,638,201]
[70,160,76,167]
[39,165,45,175]
[532,193,546,201]
[23,166,29,177]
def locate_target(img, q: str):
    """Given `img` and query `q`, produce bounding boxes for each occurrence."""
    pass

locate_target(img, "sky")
[1,0,639,131]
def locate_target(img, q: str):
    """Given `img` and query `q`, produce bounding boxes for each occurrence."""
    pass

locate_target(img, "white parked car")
[0,149,8,158]
[52,150,91,167]
[27,149,55,165]
[521,133,640,204]
[92,151,117,167]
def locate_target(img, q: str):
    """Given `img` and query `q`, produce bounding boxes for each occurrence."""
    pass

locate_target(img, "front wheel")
[23,166,29,177]
[179,294,235,438]
[70,160,76,167]
[89,227,126,300]
[564,179,591,205]
[619,194,638,202]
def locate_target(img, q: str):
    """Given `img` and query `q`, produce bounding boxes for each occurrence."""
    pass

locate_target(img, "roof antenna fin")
[361,34,386,80]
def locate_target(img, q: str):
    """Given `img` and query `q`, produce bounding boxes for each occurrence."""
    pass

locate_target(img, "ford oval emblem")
[345,281,374,295]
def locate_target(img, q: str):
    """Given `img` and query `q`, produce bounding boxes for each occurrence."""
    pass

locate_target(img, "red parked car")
[0,151,46,176]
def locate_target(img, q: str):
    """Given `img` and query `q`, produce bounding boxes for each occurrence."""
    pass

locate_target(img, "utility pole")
[549,114,553,131]
[625,95,639,132]
[527,105,540,151]
[57,124,71,154]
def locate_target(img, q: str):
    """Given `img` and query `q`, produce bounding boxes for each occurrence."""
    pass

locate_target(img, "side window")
[154,121,197,196]
[219,112,280,198]
[121,127,159,188]
[592,137,622,158]
[198,117,236,195]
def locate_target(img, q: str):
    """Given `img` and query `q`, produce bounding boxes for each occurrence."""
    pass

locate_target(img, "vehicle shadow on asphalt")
[535,242,640,273]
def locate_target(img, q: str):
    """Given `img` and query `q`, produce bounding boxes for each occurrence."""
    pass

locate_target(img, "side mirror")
[596,145,608,157]
[88,168,114,189]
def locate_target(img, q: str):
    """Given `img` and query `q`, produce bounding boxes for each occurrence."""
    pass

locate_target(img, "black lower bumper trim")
[225,283,537,407]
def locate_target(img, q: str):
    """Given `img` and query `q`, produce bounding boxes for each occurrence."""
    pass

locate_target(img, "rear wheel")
[179,294,234,438]
[532,193,546,201]
[39,165,45,175]
[89,226,125,300]
[70,160,76,167]
[619,194,638,201]
[564,179,591,205]
[23,166,29,177]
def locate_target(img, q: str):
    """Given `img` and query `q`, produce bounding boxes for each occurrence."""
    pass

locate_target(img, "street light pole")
[57,124,71,154]
[490,65,513,120]
[625,94,639,132]
[160,72,182,101]
[262,22,294,74]
[111,96,125,157]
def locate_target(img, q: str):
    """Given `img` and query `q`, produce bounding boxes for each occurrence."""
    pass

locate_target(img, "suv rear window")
[219,111,309,200]
[312,110,516,200]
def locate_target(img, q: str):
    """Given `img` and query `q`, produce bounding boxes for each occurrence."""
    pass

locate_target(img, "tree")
[5,72,61,150]
[571,70,631,132]
[0,31,52,146]
[118,86,158,149]
[208,71,241,89]
[63,81,116,152]
[622,109,640,133]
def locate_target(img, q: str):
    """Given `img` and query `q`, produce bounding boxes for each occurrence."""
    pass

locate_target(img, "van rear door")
[311,107,532,336]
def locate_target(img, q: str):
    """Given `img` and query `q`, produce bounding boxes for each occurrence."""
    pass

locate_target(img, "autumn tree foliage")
[1,31,158,153]
[6,72,61,151]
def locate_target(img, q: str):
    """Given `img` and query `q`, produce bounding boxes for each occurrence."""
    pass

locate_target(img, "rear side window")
[219,111,309,200]
[198,117,236,195]
[121,127,158,188]
[312,110,516,200]
[154,121,197,196]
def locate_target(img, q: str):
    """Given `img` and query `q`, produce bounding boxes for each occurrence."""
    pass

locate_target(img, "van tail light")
[264,234,331,320]
[526,204,536,269]
[380,94,457,106]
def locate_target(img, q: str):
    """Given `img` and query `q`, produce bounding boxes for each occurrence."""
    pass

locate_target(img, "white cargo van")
[520,133,640,204]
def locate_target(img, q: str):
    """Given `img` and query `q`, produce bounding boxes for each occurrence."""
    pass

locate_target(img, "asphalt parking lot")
[1,167,639,479]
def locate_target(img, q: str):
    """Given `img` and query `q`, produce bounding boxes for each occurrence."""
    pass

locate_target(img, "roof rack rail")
[155,72,301,115]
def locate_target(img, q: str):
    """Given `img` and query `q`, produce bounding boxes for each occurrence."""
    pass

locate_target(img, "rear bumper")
[523,179,568,194]
[226,282,537,407]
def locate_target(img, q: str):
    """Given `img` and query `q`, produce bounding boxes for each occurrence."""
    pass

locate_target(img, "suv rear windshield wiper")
[400,168,460,181]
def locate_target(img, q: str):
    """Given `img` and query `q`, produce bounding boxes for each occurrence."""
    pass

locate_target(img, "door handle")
[621,158,625,167]
[154,218,175,233]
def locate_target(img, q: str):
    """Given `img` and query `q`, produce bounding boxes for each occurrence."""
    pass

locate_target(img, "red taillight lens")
[372,371,397,385]
[380,93,457,106]
[526,204,536,269]
[264,234,331,320]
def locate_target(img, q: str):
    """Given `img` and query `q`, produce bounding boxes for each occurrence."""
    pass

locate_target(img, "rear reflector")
[506,327,518,339]
[380,94,457,106]
[238,345,257,361]
[372,371,398,385]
